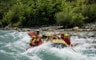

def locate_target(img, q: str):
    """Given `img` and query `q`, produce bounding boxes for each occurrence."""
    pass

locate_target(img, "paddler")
[60,32,64,40]
[29,34,43,47]
[36,34,43,46]
[63,33,73,46]
[35,29,41,37]
[29,36,37,47]
[28,30,43,47]
[46,34,52,42]
[52,33,67,47]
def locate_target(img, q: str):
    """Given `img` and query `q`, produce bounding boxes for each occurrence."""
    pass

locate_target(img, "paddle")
[26,46,33,50]
[65,42,77,52]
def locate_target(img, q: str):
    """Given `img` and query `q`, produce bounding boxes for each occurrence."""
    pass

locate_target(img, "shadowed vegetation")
[0,0,96,28]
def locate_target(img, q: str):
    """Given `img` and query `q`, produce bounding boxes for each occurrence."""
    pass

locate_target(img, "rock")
[22,28,32,31]
[82,22,96,31]
[73,26,84,32]
[73,26,79,30]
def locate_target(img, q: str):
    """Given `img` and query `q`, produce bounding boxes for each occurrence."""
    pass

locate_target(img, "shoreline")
[0,22,96,32]
[0,26,96,32]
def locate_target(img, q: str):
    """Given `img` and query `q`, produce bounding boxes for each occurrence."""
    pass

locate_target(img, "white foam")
[1,31,96,60]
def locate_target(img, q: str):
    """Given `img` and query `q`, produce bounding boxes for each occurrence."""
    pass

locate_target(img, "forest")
[0,0,96,28]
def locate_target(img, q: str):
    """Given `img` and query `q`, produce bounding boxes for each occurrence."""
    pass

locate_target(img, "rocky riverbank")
[0,22,96,32]
[0,26,95,32]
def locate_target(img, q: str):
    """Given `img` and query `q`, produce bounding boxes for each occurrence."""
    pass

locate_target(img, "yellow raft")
[51,39,67,48]
[51,39,67,45]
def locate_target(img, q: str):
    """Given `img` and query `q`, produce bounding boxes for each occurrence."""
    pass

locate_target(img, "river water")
[0,30,96,60]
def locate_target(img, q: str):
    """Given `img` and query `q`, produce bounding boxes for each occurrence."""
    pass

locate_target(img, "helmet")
[39,34,42,37]
[35,29,40,35]
[48,34,51,37]
[64,33,69,37]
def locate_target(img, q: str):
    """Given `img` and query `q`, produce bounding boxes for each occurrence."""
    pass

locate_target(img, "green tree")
[82,4,96,23]
[55,0,86,28]
[2,0,25,27]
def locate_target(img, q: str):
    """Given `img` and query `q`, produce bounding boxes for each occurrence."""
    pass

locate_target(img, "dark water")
[0,30,96,60]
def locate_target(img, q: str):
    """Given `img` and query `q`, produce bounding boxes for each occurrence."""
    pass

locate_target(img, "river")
[0,30,96,60]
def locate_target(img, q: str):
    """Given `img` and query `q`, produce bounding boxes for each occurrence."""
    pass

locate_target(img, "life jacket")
[37,39,42,46]
[27,39,42,50]
[46,36,52,41]
[30,38,42,46]
[29,39,37,46]
[63,37,71,45]
[46,37,49,41]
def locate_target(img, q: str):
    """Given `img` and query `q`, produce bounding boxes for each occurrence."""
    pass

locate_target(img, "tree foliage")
[0,0,96,28]
[55,0,86,28]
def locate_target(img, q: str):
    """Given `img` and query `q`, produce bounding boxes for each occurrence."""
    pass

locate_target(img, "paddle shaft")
[61,38,77,52]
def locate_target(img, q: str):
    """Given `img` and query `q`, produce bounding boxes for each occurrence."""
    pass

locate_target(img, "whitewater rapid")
[0,30,96,60]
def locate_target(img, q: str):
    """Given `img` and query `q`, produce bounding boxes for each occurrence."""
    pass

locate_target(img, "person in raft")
[46,34,52,42]
[28,29,41,38]
[60,32,73,47]
[28,30,43,47]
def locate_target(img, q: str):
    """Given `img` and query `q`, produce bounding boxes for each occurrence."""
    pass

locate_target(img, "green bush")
[0,0,96,28]
[55,0,86,28]
[82,4,96,23]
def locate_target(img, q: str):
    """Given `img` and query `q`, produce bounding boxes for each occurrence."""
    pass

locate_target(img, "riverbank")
[0,22,96,32]
[0,25,96,32]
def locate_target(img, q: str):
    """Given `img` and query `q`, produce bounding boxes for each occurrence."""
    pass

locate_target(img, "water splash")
[0,30,96,60]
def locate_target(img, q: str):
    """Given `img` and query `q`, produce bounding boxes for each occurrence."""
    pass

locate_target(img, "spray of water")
[0,30,96,60]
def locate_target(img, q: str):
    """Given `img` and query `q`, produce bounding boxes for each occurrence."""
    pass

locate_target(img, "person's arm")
[32,39,36,43]
[45,37,48,41]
